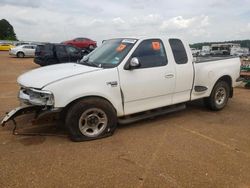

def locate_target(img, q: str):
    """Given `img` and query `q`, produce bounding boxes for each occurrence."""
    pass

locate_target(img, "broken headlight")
[19,87,54,106]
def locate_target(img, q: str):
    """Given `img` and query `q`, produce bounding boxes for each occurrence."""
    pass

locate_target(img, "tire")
[204,81,230,111]
[17,52,24,58]
[65,97,117,142]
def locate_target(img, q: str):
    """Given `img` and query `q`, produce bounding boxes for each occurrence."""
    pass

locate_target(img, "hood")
[11,46,21,50]
[18,63,101,89]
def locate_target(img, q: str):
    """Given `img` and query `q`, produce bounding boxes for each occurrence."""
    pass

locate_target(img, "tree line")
[0,19,17,40]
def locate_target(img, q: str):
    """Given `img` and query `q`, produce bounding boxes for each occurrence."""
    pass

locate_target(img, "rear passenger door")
[55,45,70,63]
[23,46,34,56]
[169,39,194,104]
[30,45,36,56]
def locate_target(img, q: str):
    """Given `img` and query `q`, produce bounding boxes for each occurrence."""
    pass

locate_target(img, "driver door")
[118,39,175,115]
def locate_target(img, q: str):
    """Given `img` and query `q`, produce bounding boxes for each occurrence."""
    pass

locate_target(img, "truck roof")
[106,36,184,41]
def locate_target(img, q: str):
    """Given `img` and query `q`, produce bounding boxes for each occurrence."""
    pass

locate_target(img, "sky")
[0,0,250,45]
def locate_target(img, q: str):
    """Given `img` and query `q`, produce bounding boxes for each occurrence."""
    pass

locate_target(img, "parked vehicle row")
[4,43,91,66]
[34,43,89,66]
[0,43,15,51]
[9,45,37,58]
[192,44,249,57]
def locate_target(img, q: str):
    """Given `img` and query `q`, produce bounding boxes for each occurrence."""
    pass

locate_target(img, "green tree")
[0,19,18,40]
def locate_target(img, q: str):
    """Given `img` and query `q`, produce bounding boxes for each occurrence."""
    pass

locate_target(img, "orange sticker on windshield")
[152,41,161,50]
[116,44,127,52]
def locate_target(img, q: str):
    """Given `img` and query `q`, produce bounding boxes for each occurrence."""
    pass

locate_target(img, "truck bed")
[195,56,237,63]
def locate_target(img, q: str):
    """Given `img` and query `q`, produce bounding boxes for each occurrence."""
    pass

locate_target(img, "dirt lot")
[0,51,250,188]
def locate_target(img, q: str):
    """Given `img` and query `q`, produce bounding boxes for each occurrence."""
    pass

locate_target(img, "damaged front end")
[1,87,61,127]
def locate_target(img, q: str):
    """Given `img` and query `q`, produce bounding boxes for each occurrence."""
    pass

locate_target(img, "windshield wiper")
[80,58,100,67]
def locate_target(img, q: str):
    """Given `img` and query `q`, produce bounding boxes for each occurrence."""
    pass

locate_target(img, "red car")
[63,38,97,49]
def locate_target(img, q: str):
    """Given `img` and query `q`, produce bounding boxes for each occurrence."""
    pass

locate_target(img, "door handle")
[165,74,174,79]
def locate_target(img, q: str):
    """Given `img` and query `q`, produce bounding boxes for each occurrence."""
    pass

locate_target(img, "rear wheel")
[65,98,117,141]
[204,81,230,111]
[17,52,24,58]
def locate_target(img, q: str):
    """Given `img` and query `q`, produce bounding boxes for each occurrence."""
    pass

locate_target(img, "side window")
[56,45,68,56]
[131,39,168,69]
[76,38,86,41]
[169,39,188,64]
[66,46,78,54]
[24,46,34,49]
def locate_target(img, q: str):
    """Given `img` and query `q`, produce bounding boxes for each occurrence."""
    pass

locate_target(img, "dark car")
[62,38,97,49]
[34,43,90,66]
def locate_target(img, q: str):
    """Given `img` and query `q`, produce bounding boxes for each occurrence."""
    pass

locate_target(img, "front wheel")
[204,81,230,111]
[65,98,117,141]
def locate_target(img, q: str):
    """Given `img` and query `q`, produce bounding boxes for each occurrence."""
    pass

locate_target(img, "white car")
[9,45,37,58]
[1,37,241,141]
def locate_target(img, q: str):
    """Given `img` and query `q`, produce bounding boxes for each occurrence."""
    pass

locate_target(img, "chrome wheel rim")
[215,87,226,105]
[78,108,108,137]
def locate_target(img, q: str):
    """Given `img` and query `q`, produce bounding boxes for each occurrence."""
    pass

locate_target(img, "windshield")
[80,38,137,68]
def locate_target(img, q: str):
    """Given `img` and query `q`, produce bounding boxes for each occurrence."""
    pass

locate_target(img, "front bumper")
[1,105,41,126]
[1,105,62,126]
[9,50,16,56]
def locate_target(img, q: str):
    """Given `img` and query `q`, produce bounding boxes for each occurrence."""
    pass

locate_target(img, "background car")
[34,43,89,66]
[62,38,97,49]
[9,45,37,58]
[0,44,14,51]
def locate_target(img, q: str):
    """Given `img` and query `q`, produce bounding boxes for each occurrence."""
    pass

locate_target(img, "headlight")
[19,87,54,106]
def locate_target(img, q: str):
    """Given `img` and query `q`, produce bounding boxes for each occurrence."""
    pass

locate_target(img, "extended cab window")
[131,39,167,69]
[169,39,188,64]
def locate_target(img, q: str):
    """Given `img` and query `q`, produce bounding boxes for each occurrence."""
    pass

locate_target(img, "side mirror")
[129,57,140,69]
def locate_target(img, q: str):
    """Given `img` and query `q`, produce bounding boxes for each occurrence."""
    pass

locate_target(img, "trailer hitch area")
[1,105,42,127]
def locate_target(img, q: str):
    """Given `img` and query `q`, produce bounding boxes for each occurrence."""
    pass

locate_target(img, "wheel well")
[216,75,233,97]
[61,96,117,119]
[17,51,24,56]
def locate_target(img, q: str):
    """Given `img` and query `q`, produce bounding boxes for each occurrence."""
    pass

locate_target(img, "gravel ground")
[0,51,250,188]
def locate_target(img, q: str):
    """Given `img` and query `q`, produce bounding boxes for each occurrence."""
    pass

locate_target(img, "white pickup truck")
[1,37,241,141]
